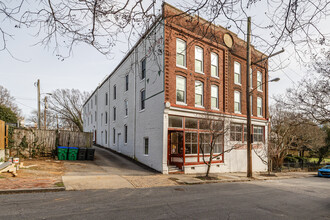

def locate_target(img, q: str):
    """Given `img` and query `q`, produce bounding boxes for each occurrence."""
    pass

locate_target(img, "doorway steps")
[168,165,184,174]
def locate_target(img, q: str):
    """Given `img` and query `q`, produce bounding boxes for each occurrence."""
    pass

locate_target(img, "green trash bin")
[57,146,68,160]
[68,147,79,160]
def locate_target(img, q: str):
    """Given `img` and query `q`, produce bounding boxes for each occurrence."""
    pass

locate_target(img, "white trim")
[176,65,187,70]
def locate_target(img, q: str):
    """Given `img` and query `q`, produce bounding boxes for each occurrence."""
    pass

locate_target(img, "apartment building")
[83,3,269,174]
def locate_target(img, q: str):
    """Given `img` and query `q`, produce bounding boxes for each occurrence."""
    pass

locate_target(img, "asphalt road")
[0,177,329,220]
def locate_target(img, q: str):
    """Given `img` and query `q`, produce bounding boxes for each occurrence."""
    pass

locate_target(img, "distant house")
[83,3,269,174]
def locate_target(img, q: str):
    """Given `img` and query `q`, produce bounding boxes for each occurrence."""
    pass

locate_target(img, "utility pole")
[246,17,252,178]
[44,96,48,130]
[37,79,41,130]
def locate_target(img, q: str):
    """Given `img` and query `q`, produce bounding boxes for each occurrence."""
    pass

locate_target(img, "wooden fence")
[9,128,92,158]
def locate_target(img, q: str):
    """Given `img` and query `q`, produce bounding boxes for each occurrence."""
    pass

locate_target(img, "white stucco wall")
[83,20,165,172]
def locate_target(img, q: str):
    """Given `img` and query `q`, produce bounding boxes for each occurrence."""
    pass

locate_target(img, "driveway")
[62,146,173,190]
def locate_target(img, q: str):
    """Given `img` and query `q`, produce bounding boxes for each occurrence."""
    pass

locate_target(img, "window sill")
[144,154,149,156]
[124,116,128,119]
[140,78,146,83]
[211,75,220,79]
[234,83,242,86]
[195,105,205,109]
[211,107,219,111]
[139,109,146,113]
[176,65,187,70]
[234,111,242,114]
[176,102,187,106]
[195,71,204,75]
[257,89,263,93]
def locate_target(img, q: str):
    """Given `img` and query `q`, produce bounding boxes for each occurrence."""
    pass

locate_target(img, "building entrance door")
[168,131,184,167]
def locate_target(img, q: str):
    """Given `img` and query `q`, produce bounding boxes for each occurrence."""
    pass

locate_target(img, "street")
[0,177,329,220]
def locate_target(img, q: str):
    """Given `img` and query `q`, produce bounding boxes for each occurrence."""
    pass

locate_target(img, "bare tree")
[47,89,90,132]
[0,85,21,117]
[279,49,330,124]
[197,114,239,177]
[1,1,328,61]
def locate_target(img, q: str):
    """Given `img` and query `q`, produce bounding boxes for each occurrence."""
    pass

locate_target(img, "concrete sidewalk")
[62,146,316,190]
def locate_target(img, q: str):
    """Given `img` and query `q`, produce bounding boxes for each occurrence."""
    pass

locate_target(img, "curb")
[175,174,315,185]
[0,187,66,195]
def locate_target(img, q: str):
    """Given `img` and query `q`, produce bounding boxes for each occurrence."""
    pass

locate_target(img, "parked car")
[318,165,330,177]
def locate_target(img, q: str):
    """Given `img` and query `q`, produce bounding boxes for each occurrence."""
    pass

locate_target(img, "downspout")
[133,47,137,159]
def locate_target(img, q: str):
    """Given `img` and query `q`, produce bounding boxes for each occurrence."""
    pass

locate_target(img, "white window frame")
[257,97,263,117]
[176,76,186,105]
[211,52,219,78]
[195,46,204,73]
[124,125,128,144]
[140,89,145,110]
[176,38,186,68]
[144,137,149,155]
[105,93,108,105]
[195,81,204,107]
[234,61,241,85]
[257,71,263,92]
[211,85,219,109]
[124,100,128,116]
[234,91,241,114]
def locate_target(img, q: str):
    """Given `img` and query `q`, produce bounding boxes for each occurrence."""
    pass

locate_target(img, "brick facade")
[163,4,268,120]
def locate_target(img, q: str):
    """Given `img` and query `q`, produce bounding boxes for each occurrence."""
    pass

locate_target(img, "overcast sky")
[0,0,328,122]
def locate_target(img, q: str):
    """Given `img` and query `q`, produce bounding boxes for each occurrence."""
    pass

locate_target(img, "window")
[195,46,203,73]
[213,135,223,154]
[101,113,103,126]
[124,100,128,116]
[169,116,182,128]
[95,111,97,122]
[124,125,127,144]
[105,130,107,144]
[185,118,197,129]
[185,132,198,154]
[234,62,241,84]
[141,58,146,79]
[91,114,93,123]
[176,39,186,67]
[257,71,262,91]
[144,137,149,155]
[91,99,93,109]
[125,74,129,91]
[113,85,116,100]
[257,97,263,117]
[234,91,241,113]
[244,125,247,142]
[211,85,219,109]
[176,76,186,104]
[105,112,108,124]
[113,107,116,121]
[140,89,145,110]
[195,81,203,106]
[95,95,97,105]
[230,123,242,142]
[211,52,218,77]
[113,128,116,144]
[253,126,264,142]
[105,93,108,105]
[199,133,211,154]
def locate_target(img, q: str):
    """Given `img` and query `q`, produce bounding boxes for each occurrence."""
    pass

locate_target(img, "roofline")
[83,16,163,107]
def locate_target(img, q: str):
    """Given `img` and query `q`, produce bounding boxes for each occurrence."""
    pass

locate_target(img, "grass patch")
[0,175,5,179]
[308,158,330,163]
[54,182,64,187]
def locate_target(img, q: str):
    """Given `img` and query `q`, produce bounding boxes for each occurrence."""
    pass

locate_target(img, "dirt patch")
[123,175,179,188]
[0,159,64,190]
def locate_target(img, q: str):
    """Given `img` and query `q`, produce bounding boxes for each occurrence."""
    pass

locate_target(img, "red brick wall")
[163,4,268,119]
